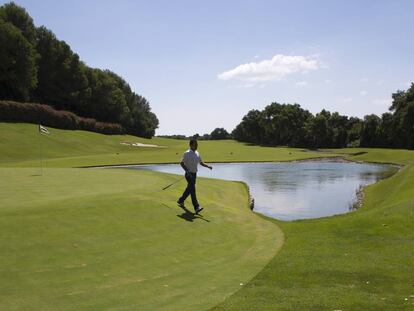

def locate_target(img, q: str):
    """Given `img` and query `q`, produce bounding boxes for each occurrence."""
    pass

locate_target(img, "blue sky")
[3,0,414,135]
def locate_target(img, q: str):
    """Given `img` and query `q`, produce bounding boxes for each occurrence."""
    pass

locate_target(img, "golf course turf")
[1,123,413,310]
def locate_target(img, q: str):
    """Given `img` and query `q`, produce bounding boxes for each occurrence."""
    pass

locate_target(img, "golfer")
[177,139,212,214]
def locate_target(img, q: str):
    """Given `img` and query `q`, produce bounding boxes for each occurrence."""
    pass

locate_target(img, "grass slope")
[211,149,414,310]
[0,167,282,310]
[0,123,335,168]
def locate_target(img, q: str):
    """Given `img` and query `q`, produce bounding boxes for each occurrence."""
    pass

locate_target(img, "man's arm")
[180,161,189,173]
[200,161,213,170]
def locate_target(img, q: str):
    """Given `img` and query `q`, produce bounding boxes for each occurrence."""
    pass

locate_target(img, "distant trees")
[0,2,158,138]
[232,83,414,150]
[210,128,231,140]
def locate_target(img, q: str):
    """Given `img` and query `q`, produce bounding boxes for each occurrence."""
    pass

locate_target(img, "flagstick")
[40,135,43,176]
[39,125,43,176]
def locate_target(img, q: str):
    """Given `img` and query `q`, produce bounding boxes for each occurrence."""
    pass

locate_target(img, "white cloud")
[360,78,369,82]
[360,90,368,96]
[217,54,319,84]
[296,81,308,87]
[254,55,260,59]
[324,79,332,84]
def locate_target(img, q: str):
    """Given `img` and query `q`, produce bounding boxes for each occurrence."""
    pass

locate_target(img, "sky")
[3,0,414,135]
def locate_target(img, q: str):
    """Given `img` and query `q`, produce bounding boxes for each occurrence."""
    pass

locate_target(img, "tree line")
[159,127,232,141]
[232,83,414,149]
[0,2,158,137]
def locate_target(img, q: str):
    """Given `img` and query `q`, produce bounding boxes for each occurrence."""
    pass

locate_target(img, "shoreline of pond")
[86,158,399,221]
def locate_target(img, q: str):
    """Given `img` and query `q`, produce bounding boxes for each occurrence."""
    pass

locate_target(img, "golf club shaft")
[162,176,184,190]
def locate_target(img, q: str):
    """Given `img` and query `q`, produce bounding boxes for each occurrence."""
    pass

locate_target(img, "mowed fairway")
[0,167,282,310]
[0,123,336,168]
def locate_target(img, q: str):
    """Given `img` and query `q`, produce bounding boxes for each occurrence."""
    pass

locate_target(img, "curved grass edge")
[208,149,414,310]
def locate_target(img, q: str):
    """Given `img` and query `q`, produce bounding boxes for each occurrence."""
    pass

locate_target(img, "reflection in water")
[117,161,391,221]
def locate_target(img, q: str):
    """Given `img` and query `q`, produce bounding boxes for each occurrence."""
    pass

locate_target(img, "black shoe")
[177,201,185,209]
[195,206,204,214]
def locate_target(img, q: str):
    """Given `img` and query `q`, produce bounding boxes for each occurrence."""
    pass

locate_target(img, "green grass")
[0,167,282,310]
[0,123,336,168]
[211,149,414,311]
[1,123,414,310]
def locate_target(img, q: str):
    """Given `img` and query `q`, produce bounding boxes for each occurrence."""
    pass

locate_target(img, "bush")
[0,101,124,134]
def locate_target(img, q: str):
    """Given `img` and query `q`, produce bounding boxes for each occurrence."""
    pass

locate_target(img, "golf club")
[162,176,185,190]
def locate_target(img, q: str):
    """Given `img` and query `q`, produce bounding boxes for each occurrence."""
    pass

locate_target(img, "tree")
[0,2,36,43]
[360,114,381,147]
[0,2,160,138]
[33,27,89,112]
[389,84,414,148]
[260,103,311,146]
[210,128,230,140]
[347,117,362,146]
[304,112,331,148]
[232,109,263,144]
[0,19,37,101]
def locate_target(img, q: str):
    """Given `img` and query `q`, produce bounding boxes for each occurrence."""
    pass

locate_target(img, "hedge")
[0,101,125,135]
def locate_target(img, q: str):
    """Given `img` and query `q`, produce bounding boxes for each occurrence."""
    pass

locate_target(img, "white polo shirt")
[182,149,202,173]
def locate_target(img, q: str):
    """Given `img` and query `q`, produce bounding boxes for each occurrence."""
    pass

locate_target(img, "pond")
[113,161,392,221]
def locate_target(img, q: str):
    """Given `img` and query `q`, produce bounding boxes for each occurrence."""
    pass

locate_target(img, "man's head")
[189,139,198,151]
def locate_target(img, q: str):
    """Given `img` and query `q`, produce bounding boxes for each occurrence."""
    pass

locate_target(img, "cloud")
[217,54,319,84]
[360,78,369,82]
[296,81,308,87]
[360,90,368,96]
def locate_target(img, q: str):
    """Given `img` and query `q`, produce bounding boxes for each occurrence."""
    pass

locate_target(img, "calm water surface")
[117,161,391,221]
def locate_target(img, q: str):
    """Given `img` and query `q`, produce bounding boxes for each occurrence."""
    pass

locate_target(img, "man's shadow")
[161,203,210,222]
[177,206,210,222]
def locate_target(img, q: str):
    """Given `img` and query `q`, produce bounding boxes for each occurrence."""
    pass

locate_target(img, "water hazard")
[114,161,392,221]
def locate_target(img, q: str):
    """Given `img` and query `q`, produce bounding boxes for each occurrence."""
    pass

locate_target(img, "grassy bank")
[0,123,335,168]
[211,149,414,310]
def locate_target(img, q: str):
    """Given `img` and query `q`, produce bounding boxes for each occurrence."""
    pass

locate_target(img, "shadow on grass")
[161,203,210,222]
[178,206,210,223]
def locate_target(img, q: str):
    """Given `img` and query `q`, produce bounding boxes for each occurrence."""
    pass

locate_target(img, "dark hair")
[189,139,198,146]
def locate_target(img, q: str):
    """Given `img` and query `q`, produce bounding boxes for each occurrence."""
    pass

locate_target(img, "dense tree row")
[159,128,232,141]
[232,83,414,149]
[0,2,158,137]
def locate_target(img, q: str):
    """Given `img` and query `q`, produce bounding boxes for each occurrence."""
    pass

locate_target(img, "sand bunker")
[121,142,166,148]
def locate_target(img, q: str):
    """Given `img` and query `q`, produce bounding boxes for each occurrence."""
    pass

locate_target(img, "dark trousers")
[178,172,199,209]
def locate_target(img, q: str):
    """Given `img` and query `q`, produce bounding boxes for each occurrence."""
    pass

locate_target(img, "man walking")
[177,139,212,214]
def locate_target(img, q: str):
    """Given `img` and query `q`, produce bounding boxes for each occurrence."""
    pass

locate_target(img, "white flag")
[39,125,50,134]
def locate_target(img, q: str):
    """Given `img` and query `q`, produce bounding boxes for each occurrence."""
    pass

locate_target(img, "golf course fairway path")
[0,167,283,310]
